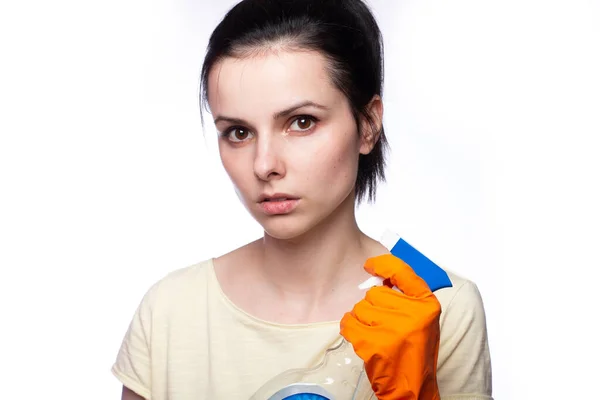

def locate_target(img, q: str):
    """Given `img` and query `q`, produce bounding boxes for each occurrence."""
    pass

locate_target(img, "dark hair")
[200,0,388,203]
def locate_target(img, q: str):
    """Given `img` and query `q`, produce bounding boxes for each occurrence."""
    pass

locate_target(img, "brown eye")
[290,116,315,132]
[226,127,253,143]
[297,118,311,130]
[234,128,248,140]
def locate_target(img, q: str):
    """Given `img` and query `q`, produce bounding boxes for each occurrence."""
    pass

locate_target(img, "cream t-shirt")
[112,259,493,399]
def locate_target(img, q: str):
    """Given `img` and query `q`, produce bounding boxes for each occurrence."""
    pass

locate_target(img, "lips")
[258,193,299,202]
[258,193,300,215]
[263,197,291,202]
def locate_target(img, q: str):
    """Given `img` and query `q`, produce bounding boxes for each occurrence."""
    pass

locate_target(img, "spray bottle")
[249,229,452,400]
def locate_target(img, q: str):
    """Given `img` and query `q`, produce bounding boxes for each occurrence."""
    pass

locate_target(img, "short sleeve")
[111,284,158,399]
[437,280,493,400]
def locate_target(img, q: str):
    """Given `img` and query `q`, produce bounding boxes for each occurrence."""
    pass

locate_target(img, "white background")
[1,0,599,398]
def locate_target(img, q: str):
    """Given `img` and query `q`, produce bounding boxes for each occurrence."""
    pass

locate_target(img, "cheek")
[300,132,360,188]
[329,148,359,185]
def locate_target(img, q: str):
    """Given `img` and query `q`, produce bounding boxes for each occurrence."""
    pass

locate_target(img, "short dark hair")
[200,0,388,203]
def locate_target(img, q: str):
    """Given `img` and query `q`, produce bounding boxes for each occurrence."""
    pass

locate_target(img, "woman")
[112,0,493,399]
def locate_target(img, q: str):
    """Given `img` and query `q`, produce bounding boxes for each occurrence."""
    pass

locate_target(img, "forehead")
[207,50,339,118]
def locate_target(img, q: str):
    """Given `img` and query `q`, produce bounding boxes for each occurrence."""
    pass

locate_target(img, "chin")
[248,193,353,241]
[254,213,319,241]
[261,219,314,240]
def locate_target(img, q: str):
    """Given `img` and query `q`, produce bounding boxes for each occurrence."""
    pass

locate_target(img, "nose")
[253,134,285,181]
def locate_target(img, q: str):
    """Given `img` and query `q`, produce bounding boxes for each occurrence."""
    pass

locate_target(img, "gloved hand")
[340,254,442,400]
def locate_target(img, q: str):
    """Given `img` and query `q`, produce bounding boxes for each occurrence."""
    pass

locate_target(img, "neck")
[254,194,384,303]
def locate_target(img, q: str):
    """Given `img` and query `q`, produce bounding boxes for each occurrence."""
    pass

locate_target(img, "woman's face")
[207,49,375,240]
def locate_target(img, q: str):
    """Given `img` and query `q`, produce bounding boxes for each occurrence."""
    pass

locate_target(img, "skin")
[120,48,389,400]
[122,387,144,400]
[208,49,389,324]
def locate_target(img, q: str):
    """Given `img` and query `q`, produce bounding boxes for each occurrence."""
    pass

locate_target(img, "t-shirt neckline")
[206,258,341,330]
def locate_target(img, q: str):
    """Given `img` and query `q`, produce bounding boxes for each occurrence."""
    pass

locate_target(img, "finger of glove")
[340,313,396,391]
[364,254,432,298]
[362,286,442,324]
[364,285,421,310]
[348,297,392,326]
[339,312,377,360]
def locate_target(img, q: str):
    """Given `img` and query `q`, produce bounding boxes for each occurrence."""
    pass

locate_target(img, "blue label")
[282,394,330,400]
[268,383,334,400]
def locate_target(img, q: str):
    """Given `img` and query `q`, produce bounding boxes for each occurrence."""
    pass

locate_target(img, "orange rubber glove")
[340,254,442,400]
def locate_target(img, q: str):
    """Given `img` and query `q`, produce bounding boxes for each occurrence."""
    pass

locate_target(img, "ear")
[359,95,384,155]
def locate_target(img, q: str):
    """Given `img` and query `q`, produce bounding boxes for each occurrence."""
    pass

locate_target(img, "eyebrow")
[213,101,329,125]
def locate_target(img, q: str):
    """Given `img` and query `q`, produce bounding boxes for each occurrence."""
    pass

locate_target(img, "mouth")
[262,197,293,202]
[257,194,300,215]
[258,193,299,203]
